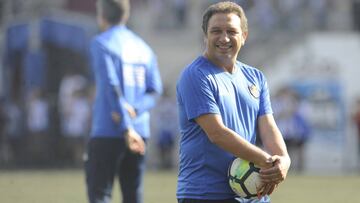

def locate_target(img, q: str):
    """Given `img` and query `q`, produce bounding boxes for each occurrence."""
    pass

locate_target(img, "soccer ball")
[228,158,263,199]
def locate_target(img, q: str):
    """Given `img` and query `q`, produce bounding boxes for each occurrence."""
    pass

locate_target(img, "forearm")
[259,115,289,158]
[210,126,273,168]
[133,93,159,115]
[196,114,274,168]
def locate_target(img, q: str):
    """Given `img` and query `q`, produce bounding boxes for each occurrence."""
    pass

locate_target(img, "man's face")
[204,13,247,67]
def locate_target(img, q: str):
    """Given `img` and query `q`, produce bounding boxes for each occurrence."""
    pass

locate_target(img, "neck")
[203,52,236,73]
[223,62,236,73]
[101,22,125,32]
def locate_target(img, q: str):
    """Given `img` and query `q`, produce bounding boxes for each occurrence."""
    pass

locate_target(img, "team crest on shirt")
[248,84,260,99]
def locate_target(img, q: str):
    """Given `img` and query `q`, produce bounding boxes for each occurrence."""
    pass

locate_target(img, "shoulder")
[238,61,265,77]
[90,32,110,53]
[127,30,154,54]
[179,56,212,82]
[92,27,156,62]
[237,61,267,82]
[122,29,156,64]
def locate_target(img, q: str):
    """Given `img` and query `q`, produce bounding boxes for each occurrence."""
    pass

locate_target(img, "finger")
[261,172,285,183]
[130,139,145,155]
[130,144,142,154]
[260,184,272,197]
[259,173,277,180]
[267,184,277,195]
[260,163,279,173]
[266,155,280,164]
[260,177,274,183]
[137,141,146,155]
[256,185,264,199]
[260,173,282,184]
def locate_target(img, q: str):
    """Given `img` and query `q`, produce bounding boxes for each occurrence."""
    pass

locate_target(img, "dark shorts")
[85,137,146,203]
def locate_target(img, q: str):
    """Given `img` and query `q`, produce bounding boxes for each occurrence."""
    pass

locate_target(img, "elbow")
[207,133,221,144]
[206,127,226,144]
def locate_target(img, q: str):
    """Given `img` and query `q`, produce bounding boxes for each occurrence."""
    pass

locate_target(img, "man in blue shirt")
[176,2,290,203]
[85,0,162,203]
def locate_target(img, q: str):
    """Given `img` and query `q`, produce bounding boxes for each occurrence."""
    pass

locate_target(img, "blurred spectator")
[0,98,7,140]
[352,97,360,169]
[63,88,91,166]
[174,0,188,28]
[352,0,360,31]
[0,97,9,163]
[151,0,174,29]
[308,0,329,30]
[0,1,3,25]
[4,100,24,164]
[153,87,178,169]
[277,0,303,31]
[58,71,90,166]
[27,88,49,135]
[63,88,91,138]
[58,71,87,134]
[26,88,50,164]
[273,87,311,172]
[253,0,277,36]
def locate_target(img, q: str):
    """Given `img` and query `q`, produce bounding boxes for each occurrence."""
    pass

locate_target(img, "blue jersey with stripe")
[176,56,272,200]
[90,25,162,139]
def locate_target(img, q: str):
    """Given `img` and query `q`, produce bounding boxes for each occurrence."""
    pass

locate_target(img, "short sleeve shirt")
[176,56,272,200]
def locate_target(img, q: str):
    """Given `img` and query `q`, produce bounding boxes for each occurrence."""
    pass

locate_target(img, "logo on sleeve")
[248,85,260,99]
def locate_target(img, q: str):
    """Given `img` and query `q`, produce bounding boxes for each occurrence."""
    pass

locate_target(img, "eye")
[210,29,222,34]
[227,30,239,35]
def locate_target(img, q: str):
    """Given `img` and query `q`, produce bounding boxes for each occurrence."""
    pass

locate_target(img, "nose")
[219,32,230,43]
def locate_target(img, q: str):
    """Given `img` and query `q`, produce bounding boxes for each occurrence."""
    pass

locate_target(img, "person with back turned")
[85,0,163,202]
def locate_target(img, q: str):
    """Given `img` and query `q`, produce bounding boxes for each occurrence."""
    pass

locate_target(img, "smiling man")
[176,2,291,203]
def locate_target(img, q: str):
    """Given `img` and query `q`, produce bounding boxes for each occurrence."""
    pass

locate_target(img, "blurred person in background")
[59,71,91,166]
[26,88,50,164]
[3,100,24,164]
[352,97,360,169]
[0,97,9,163]
[26,89,49,136]
[153,86,178,170]
[176,2,290,203]
[85,0,162,203]
[273,87,311,172]
[352,0,360,31]
[174,0,188,28]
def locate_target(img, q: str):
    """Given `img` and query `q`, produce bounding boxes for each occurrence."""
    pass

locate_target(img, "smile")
[216,44,232,51]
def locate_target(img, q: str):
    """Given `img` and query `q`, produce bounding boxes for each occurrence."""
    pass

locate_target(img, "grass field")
[0,169,359,203]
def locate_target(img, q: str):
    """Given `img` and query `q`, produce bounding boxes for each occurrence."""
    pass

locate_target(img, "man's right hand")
[124,129,145,155]
[257,155,290,198]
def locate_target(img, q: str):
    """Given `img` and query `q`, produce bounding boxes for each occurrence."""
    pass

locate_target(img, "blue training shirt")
[90,25,162,139]
[176,56,272,200]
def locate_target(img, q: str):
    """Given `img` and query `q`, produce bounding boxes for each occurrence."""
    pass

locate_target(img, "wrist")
[123,128,132,137]
[257,154,274,169]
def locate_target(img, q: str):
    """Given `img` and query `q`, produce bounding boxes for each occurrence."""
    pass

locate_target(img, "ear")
[203,34,208,45]
[242,31,248,45]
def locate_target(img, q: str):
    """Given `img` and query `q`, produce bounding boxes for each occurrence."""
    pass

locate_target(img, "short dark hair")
[202,1,248,35]
[97,0,130,25]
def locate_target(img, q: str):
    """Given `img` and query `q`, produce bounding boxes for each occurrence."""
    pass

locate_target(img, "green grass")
[0,169,359,203]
